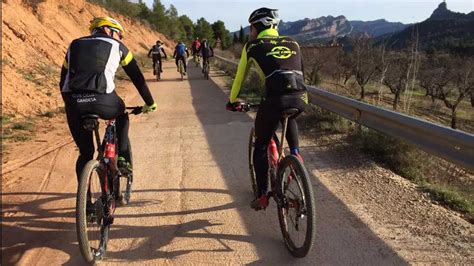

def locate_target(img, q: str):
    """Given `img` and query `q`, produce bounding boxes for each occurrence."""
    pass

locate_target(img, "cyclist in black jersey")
[148,40,167,75]
[199,39,214,73]
[60,17,157,183]
[226,8,308,210]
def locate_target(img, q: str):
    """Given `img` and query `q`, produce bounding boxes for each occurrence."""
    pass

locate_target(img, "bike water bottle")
[105,143,116,159]
[268,139,279,165]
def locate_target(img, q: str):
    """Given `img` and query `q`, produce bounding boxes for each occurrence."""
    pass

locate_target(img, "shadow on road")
[1,188,245,265]
[186,64,408,264]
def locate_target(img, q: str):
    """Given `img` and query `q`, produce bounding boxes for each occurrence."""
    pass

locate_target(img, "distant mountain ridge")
[234,16,409,43]
[383,1,474,54]
[350,19,409,37]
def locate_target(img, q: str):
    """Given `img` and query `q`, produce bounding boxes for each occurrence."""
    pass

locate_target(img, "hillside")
[279,16,352,43]
[234,16,407,44]
[1,0,174,117]
[350,19,409,37]
[383,2,474,53]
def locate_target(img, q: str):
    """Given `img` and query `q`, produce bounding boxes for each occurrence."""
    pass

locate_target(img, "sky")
[142,0,473,31]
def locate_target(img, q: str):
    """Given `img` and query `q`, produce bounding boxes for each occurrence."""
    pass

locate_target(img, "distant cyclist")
[199,39,214,73]
[173,40,189,75]
[191,37,201,57]
[226,8,308,210]
[60,17,157,183]
[148,40,167,75]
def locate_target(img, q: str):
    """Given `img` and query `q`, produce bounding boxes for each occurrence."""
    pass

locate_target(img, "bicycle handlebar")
[237,103,260,113]
[126,106,143,115]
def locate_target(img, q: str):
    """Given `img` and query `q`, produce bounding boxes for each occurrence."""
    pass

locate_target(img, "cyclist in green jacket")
[226,8,308,210]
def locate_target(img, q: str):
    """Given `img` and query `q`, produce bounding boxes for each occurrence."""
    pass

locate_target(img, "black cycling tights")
[253,93,307,197]
[63,92,130,182]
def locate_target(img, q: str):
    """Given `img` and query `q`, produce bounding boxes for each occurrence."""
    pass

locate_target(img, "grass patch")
[40,111,55,118]
[2,114,14,124]
[23,72,35,82]
[57,106,66,114]
[37,63,58,76]
[134,53,153,70]
[300,104,354,135]
[11,135,32,142]
[349,128,427,181]
[18,69,43,85]
[12,122,35,131]
[2,122,35,143]
[1,58,13,67]
[349,127,473,222]
[2,128,13,139]
[422,182,474,222]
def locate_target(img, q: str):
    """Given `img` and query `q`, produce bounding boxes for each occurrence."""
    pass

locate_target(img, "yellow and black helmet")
[89,16,125,35]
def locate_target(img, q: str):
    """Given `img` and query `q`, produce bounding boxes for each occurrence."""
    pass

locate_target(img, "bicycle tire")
[155,62,161,81]
[119,140,133,205]
[248,128,258,198]
[76,160,110,263]
[179,60,184,81]
[276,155,315,258]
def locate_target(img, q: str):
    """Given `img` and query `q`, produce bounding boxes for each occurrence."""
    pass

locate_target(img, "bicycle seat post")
[279,117,289,159]
[93,127,101,155]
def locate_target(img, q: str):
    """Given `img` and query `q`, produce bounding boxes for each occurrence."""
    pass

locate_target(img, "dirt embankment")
[2,0,173,117]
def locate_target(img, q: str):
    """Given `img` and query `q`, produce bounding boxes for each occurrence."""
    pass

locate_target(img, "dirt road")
[2,61,472,265]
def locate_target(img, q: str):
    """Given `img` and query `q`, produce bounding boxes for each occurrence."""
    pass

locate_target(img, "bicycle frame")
[91,119,118,223]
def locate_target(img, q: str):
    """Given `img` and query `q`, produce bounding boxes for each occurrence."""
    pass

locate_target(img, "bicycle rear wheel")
[155,62,161,81]
[179,60,184,80]
[118,140,133,205]
[205,62,210,79]
[276,155,315,258]
[76,160,110,263]
[248,128,258,198]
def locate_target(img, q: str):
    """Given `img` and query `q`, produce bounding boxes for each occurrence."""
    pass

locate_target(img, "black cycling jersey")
[60,32,154,106]
[230,28,307,100]
[200,44,214,58]
[148,44,167,59]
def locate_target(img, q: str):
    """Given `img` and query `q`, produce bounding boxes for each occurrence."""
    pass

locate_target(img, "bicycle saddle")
[81,114,100,131]
[282,108,300,118]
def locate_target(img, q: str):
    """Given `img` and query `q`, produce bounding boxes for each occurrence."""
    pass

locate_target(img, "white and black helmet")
[248,7,280,27]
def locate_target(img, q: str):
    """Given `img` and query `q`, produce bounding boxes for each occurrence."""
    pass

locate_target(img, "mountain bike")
[154,60,161,81]
[202,57,210,80]
[242,103,316,258]
[178,58,185,81]
[76,106,142,263]
[194,53,201,67]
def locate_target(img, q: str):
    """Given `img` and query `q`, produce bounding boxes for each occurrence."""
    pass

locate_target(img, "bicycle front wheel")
[76,160,110,263]
[248,128,258,198]
[276,155,315,258]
